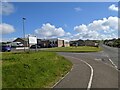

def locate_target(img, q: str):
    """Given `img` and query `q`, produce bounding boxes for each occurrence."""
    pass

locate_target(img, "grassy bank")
[2,51,72,88]
[44,46,102,52]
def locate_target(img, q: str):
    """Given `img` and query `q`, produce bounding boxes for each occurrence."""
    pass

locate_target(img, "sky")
[1,2,119,41]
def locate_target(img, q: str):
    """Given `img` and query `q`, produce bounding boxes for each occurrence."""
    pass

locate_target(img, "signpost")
[22,17,26,52]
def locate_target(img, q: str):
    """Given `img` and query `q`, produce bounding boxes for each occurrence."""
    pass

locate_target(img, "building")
[85,40,98,47]
[37,38,70,48]
[38,39,50,48]
[70,39,85,46]
[13,38,70,48]
[70,39,98,47]
[41,38,65,48]
[64,40,70,47]
[13,38,29,47]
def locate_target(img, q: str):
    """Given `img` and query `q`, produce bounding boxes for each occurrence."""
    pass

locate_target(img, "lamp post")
[22,17,26,52]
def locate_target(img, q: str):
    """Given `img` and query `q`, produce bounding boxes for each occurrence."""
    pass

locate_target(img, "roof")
[13,38,28,42]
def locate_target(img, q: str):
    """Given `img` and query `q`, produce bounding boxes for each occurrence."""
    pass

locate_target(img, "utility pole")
[22,17,26,52]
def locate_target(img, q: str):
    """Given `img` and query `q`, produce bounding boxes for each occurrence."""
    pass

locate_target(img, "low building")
[40,39,50,48]
[37,38,70,48]
[44,38,65,47]
[70,40,78,46]
[64,40,70,47]
[85,40,98,47]
[13,38,69,48]
[70,39,98,47]
[13,38,29,47]
[70,39,85,46]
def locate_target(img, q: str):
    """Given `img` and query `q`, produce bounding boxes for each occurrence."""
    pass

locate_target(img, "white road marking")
[106,56,118,70]
[101,61,119,71]
[65,56,94,90]
[52,66,74,88]
[108,58,118,69]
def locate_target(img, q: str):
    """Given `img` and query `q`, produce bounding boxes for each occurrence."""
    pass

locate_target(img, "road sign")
[29,36,37,44]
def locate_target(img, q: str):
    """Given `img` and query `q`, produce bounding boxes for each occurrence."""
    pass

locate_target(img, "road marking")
[108,58,118,69]
[65,56,94,90]
[52,66,74,88]
[106,56,118,70]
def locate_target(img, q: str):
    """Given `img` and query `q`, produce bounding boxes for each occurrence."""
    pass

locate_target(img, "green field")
[0,53,2,89]
[44,46,102,52]
[2,51,72,88]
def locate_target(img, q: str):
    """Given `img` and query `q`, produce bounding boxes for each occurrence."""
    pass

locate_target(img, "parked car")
[2,45,11,52]
[30,45,41,49]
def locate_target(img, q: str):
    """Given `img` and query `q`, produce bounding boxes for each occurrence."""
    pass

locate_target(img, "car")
[30,45,41,49]
[2,45,11,52]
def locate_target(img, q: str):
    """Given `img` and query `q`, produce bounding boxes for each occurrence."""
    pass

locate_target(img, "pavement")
[54,44,119,89]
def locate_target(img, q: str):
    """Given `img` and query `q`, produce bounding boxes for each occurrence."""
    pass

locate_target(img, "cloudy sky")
[1,2,119,41]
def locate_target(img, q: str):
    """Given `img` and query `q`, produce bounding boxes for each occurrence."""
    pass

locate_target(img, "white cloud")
[0,2,15,15]
[74,24,88,34]
[0,23,15,34]
[109,4,118,11]
[35,23,66,38]
[74,7,81,12]
[74,16,118,40]
[66,32,71,36]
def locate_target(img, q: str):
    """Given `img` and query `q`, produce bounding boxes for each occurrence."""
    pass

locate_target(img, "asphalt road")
[54,45,119,89]
[100,44,119,69]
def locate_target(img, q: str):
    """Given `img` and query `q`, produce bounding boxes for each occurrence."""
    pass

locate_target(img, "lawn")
[2,51,72,88]
[0,53,2,89]
[44,46,102,52]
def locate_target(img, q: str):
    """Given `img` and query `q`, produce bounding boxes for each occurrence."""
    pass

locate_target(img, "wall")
[58,40,64,47]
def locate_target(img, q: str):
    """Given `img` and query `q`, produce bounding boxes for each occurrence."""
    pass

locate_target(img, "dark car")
[2,45,11,52]
[30,45,41,49]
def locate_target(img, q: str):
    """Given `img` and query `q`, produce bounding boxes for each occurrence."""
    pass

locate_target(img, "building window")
[55,41,58,44]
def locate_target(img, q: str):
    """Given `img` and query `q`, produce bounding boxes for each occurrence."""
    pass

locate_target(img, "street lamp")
[22,17,26,52]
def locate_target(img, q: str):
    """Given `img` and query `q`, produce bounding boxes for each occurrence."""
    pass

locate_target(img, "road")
[54,45,119,89]
[100,44,119,69]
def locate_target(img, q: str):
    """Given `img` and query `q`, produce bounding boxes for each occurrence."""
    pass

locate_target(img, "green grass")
[44,46,102,52]
[2,51,72,88]
[0,53,2,89]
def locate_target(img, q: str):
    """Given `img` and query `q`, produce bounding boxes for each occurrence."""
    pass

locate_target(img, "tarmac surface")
[54,45,119,89]
[100,44,119,69]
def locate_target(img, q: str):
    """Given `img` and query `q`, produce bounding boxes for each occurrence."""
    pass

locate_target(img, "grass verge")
[2,51,72,88]
[44,46,102,52]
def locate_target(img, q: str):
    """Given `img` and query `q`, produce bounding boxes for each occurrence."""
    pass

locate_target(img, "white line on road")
[52,66,74,88]
[108,58,118,69]
[65,56,94,90]
[106,56,118,70]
